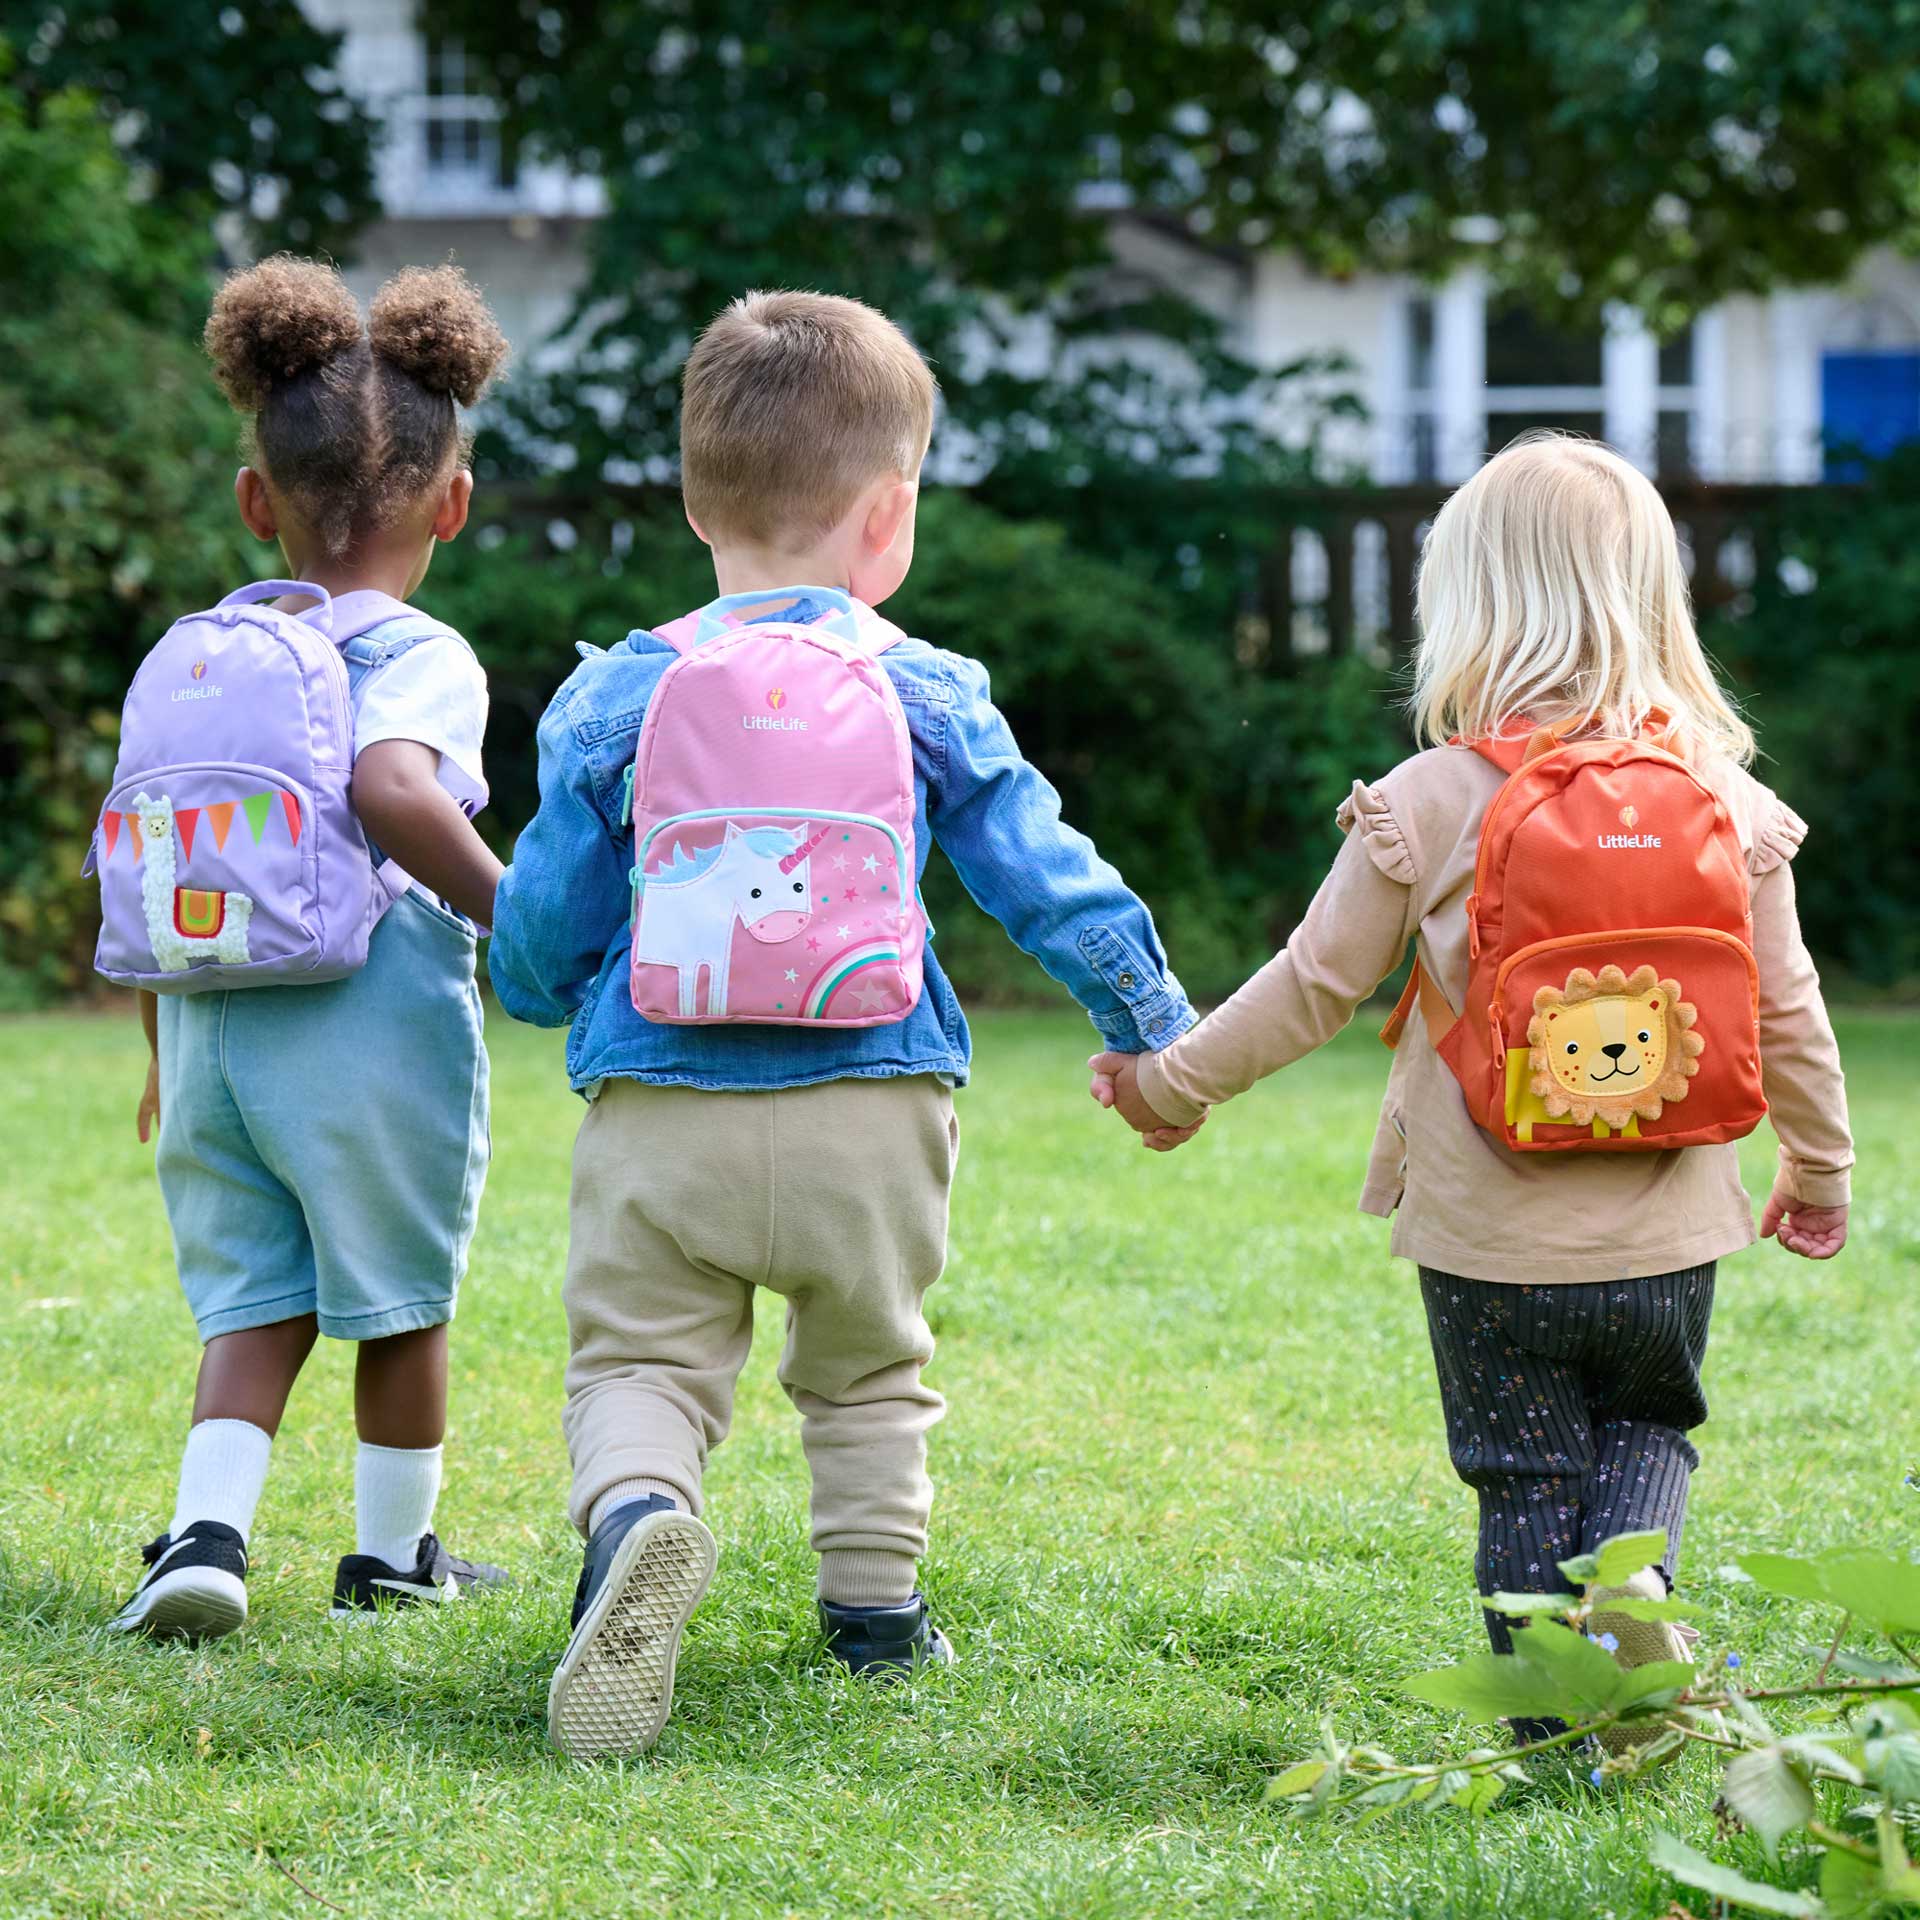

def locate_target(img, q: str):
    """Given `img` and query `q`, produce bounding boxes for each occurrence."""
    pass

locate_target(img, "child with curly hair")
[113,258,513,1638]
[1094,435,1853,1750]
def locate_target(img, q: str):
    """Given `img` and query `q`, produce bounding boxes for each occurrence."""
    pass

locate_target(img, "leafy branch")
[1268,1533,1920,1916]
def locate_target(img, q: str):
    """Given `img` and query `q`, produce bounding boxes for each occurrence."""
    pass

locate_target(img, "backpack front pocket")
[1490,926,1764,1150]
[629,806,920,1024]
[96,762,321,986]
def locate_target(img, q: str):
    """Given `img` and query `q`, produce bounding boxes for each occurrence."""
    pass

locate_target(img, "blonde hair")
[680,290,937,547]
[1411,434,1754,766]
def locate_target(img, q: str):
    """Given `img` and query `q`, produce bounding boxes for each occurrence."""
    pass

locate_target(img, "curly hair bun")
[368,265,509,407]
[203,255,363,411]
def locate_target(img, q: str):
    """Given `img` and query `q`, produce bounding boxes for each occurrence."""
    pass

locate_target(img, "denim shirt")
[489,588,1195,1094]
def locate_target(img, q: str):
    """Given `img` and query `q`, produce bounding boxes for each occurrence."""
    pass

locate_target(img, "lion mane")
[1526,964,1703,1129]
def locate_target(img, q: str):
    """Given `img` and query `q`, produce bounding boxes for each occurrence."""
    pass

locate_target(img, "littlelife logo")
[743,712,807,731]
[1597,832,1662,848]
[172,684,222,702]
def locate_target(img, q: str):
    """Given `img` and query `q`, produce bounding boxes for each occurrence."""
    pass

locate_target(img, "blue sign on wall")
[1822,350,1920,480]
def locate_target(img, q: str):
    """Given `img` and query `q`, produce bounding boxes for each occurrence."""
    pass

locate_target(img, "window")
[1401,287,1701,480]
[1405,296,1439,481]
[1483,302,1605,452]
[420,38,516,192]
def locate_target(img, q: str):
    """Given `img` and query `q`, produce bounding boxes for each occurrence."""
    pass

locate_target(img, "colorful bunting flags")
[94,790,297,863]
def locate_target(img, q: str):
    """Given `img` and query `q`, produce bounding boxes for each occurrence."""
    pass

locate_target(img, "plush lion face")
[1527,964,1702,1127]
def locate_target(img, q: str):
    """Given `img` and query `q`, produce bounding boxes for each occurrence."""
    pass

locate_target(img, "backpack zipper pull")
[1489,1004,1507,1068]
[618,764,634,828]
[1466,893,1481,960]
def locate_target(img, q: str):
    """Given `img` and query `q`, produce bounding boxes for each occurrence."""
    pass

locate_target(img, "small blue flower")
[1599,1632,1619,1652]
[1726,1652,1743,1670]
[1590,1767,1605,1788]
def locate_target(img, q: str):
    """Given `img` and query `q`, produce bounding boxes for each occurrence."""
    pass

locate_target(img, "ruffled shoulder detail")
[1335,779,1418,885]
[1749,795,1809,877]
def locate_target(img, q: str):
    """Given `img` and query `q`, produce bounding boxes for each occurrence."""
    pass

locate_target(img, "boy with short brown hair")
[492,289,1196,1758]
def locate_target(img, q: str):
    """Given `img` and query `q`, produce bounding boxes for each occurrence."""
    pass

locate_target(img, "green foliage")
[428,487,1407,1004]
[0,0,378,253]
[0,67,253,1003]
[1705,451,1920,986]
[1273,1533,1920,1919]
[430,0,1920,456]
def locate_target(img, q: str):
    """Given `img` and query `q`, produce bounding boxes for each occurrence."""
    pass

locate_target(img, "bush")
[0,78,252,1004]
[1702,452,1920,988]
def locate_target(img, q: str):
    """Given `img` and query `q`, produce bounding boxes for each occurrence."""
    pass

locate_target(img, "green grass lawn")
[1,1006,1914,1919]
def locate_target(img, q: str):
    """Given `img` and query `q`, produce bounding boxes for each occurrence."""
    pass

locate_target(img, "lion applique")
[1512,964,1703,1139]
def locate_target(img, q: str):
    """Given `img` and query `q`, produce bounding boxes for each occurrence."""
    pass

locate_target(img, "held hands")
[1087,1051,1207,1152]
[1760,1186,1848,1260]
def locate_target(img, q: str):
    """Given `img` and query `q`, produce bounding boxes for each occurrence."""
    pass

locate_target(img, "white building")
[308,2,1920,488]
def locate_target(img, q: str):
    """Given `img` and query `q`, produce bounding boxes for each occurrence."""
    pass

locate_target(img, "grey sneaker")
[548,1496,717,1759]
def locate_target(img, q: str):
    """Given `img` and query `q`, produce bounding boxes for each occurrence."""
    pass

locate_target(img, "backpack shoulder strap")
[1379,957,1457,1051]
[342,606,469,670]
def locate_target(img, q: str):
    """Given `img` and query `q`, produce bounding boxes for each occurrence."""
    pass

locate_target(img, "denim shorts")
[155,890,491,1342]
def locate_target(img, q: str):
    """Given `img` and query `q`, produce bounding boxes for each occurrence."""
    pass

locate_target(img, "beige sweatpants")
[562,1073,957,1607]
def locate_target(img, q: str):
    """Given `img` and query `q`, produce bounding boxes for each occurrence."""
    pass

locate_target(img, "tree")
[0,0,378,254]
[430,2,1920,478]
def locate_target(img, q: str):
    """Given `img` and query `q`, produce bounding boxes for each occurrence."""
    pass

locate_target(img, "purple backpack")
[90,580,410,993]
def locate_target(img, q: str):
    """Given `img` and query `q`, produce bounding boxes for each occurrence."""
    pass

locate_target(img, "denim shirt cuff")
[1078,925,1193,1053]
[1089,989,1195,1052]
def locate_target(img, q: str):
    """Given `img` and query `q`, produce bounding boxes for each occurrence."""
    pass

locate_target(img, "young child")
[490,289,1197,1758]
[114,259,511,1638]
[1095,435,1852,1731]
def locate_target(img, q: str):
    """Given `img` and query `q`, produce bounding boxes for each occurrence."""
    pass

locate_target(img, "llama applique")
[133,792,255,972]
[634,821,824,1017]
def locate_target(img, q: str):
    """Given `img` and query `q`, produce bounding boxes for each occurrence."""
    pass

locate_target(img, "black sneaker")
[330,1531,508,1619]
[548,1494,717,1760]
[108,1521,249,1642]
[819,1592,955,1677]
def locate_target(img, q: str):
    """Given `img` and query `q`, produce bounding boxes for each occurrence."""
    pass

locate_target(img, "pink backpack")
[624,591,926,1026]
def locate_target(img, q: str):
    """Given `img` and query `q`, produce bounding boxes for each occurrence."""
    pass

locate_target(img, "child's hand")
[1760,1186,1848,1260]
[137,1056,161,1144]
[1087,1052,1207,1151]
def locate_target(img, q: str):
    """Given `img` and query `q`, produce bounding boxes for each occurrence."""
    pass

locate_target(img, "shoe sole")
[109,1566,247,1643]
[548,1510,717,1761]
[1591,1588,1692,1763]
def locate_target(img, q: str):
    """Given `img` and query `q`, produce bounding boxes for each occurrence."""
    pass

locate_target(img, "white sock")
[169,1418,272,1543]
[588,1478,680,1537]
[355,1442,443,1569]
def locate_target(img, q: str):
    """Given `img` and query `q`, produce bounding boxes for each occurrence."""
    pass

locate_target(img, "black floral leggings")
[1419,1263,1716,1655]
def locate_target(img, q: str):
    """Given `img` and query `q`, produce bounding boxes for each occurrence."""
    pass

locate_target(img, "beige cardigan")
[1136,745,1852,1286]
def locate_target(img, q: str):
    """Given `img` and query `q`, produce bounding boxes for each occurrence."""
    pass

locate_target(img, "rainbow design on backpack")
[803,941,903,1019]
[173,888,230,940]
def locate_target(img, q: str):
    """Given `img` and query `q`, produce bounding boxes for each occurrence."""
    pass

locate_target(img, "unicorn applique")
[134,792,255,972]
[633,821,827,1018]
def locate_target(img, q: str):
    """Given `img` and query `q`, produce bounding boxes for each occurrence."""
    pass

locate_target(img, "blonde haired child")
[1094,434,1852,1724]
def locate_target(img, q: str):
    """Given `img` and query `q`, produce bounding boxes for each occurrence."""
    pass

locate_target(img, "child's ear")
[235,468,278,543]
[684,505,714,550]
[862,476,918,557]
[432,469,474,544]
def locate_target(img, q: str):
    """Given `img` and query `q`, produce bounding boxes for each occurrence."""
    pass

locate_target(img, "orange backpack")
[1383,724,1767,1153]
